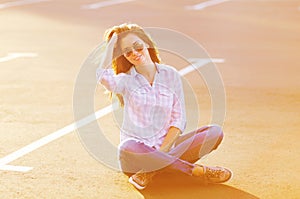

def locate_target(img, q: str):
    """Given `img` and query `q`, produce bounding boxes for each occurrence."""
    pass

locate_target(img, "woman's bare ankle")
[192,165,204,177]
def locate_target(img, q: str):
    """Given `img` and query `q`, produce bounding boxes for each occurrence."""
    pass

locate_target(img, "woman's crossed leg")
[119,125,232,189]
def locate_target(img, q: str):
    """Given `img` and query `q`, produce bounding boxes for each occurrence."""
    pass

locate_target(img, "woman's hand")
[159,126,181,153]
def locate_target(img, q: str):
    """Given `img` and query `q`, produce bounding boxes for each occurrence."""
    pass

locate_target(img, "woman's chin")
[132,57,145,66]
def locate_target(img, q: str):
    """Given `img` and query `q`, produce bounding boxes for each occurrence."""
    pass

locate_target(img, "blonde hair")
[103,23,161,106]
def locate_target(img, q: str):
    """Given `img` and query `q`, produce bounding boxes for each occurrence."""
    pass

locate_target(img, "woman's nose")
[131,49,140,56]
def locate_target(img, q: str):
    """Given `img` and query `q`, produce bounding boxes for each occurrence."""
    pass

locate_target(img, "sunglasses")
[122,42,145,57]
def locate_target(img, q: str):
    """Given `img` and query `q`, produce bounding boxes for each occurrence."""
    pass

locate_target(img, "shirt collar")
[129,66,138,76]
[129,62,160,76]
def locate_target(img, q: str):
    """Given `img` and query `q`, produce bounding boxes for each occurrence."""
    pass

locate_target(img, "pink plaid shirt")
[96,63,186,149]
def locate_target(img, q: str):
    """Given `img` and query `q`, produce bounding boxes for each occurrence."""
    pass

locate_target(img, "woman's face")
[120,33,152,66]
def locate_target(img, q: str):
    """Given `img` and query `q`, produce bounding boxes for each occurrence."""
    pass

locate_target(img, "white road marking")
[0,58,224,172]
[182,58,224,76]
[185,0,230,10]
[0,165,33,172]
[0,0,50,10]
[81,0,135,10]
[0,104,115,167]
[0,53,38,63]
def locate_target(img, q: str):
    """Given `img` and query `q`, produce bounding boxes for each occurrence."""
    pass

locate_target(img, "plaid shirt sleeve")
[96,68,126,94]
[169,71,186,133]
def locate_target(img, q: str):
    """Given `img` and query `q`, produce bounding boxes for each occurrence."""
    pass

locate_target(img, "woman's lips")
[133,55,142,61]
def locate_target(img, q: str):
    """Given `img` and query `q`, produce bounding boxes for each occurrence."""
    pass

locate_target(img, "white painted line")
[185,0,230,10]
[0,53,38,63]
[189,58,224,64]
[0,0,50,10]
[181,58,224,76]
[0,165,33,172]
[0,104,115,166]
[0,58,224,171]
[81,0,135,10]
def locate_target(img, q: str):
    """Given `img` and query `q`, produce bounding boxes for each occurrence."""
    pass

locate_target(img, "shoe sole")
[128,176,146,190]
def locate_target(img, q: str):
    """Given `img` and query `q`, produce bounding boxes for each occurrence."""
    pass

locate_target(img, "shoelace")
[133,172,151,185]
[205,167,225,179]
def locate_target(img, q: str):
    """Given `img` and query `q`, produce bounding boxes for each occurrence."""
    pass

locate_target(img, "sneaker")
[193,164,232,184]
[128,170,156,190]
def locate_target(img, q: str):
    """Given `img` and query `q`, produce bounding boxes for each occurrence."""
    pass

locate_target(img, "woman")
[96,23,232,190]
